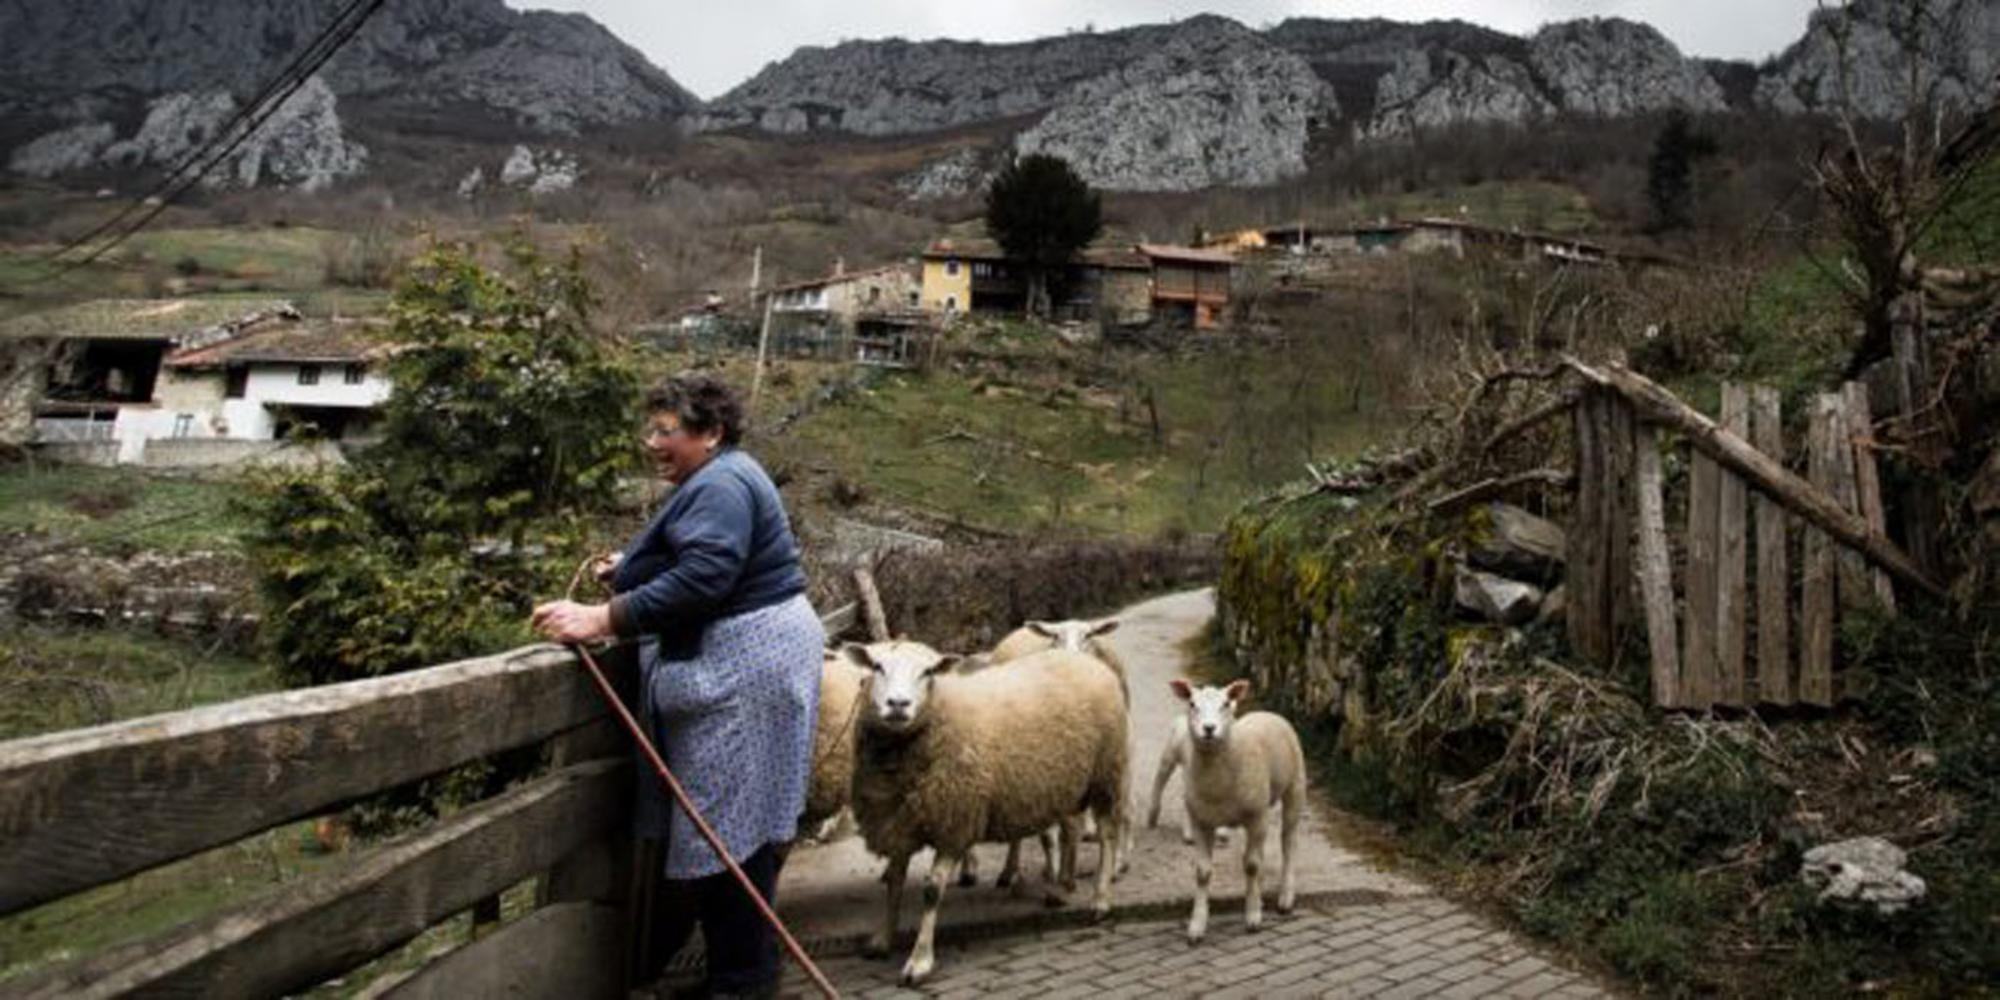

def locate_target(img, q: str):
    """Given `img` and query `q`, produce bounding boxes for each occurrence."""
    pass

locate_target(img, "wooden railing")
[0,601,859,999]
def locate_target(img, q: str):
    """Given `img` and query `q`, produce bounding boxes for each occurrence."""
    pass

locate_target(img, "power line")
[19,0,391,288]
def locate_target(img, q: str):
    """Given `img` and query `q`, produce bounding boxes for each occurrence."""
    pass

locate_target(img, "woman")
[532,373,821,1000]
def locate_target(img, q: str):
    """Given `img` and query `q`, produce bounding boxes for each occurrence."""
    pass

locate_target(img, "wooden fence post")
[1634,425,1679,708]
[1751,386,1793,706]
[1683,398,1722,710]
[1802,394,1840,706]
[1716,383,1750,706]
[1843,380,1897,611]
[1567,387,1613,667]
[1891,297,1941,577]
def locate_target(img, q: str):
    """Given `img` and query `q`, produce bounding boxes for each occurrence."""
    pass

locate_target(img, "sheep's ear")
[1224,679,1251,703]
[1026,621,1056,637]
[926,654,961,676]
[839,643,877,671]
[1169,678,1194,701]
[1087,619,1120,638]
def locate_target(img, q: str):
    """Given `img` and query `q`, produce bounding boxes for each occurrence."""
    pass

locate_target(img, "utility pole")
[750,293,776,416]
[749,245,762,300]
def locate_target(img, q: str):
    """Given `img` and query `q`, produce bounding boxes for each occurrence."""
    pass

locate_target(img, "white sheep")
[986,618,1133,882]
[800,648,869,836]
[1169,678,1305,944]
[846,640,1128,985]
[1145,719,1230,846]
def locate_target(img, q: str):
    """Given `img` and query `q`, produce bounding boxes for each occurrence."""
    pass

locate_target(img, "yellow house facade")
[919,239,1008,313]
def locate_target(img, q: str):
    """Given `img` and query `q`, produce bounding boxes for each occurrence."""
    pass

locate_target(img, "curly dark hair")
[645,373,746,446]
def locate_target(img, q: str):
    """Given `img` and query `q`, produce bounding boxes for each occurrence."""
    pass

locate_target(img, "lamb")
[1145,719,1230,846]
[799,648,869,835]
[846,640,1129,985]
[1169,678,1305,944]
[986,618,1133,883]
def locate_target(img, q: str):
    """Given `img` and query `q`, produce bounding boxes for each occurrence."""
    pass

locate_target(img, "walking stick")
[561,561,839,999]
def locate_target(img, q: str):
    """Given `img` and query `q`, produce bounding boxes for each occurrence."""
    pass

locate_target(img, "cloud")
[511,1,1818,99]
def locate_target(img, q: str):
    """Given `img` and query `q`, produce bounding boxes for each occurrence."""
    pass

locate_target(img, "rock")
[22,76,365,189]
[1014,21,1337,191]
[0,0,698,137]
[1470,502,1567,581]
[497,145,580,194]
[1365,48,1554,138]
[1801,836,1927,915]
[1536,585,1568,626]
[895,147,995,201]
[1756,0,1999,118]
[7,121,116,178]
[1528,18,1728,116]
[1455,564,1544,626]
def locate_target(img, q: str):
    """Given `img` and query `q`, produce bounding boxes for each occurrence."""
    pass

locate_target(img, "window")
[944,295,958,312]
[298,364,320,386]
[973,262,989,277]
[172,413,194,439]
[225,368,248,399]
[344,364,365,385]
[868,286,881,303]
[907,291,919,307]
[945,259,960,277]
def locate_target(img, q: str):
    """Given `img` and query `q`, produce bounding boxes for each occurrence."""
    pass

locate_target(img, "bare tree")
[1806,0,2000,377]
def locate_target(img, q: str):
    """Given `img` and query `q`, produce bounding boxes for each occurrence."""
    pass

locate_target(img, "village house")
[1137,243,1236,329]
[919,239,1204,326]
[1,298,390,466]
[764,262,922,332]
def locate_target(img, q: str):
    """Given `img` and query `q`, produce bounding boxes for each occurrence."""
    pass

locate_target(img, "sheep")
[846,640,1128,985]
[799,648,869,836]
[1169,678,1305,944]
[986,618,1133,882]
[1144,718,1230,847]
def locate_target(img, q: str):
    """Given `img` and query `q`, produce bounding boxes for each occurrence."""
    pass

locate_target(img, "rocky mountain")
[1015,21,1336,191]
[0,0,698,187]
[1756,0,1999,118]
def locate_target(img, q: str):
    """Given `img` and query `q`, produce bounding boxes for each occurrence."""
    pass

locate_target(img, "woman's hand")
[590,551,622,583]
[531,600,613,644]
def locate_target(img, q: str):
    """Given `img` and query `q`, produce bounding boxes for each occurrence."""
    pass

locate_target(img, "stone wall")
[139,438,346,469]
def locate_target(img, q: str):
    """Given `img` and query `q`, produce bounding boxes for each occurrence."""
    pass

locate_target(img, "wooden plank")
[11,759,629,1000]
[378,902,626,1000]
[1684,413,1722,711]
[1843,381,1897,611]
[1634,426,1680,708]
[1567,388,1610,665]
[0,644,628,915]
[1802,395,1839,707]
[1892,305,1941,576]
[1716,383,1751,706]
[1826,390,1871,608]
[853,568,891,642]
[1564,358,1946,599]
[1606,394,1636,659]
[1751,386,1794,707]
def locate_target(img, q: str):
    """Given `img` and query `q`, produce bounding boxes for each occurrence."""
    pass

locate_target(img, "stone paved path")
[753,588,1615,998]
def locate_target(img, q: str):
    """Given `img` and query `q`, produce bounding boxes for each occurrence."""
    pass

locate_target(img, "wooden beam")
[1564,358,1946,600]
[0,644,628,914]
[1606,396,1636,658]
[1751,386,1793,707]
[1716,383,1751,706]
[852,568,890,642]
[1634,427,1680,708]
[378,902,626,1000]
[1826,389,1871,608]
[11,759,628,1000]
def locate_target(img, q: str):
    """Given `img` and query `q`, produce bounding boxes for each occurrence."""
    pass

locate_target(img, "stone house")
[1137,243,1236,328]
[765,263,922,332]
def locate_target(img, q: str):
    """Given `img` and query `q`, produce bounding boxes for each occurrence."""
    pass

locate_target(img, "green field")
[0,465,250,554]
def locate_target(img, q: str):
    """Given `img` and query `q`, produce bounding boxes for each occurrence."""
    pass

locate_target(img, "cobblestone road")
[781,895,1608,998]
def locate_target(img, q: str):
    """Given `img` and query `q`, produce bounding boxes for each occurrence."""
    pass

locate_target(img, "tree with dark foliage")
[985,153,1104,317]
[1645,110,1718,234]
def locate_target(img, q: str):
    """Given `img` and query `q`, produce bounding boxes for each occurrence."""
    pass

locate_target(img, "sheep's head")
[844,640,959,732]
[1025,618,1119,652]
[1169,678,1249,746]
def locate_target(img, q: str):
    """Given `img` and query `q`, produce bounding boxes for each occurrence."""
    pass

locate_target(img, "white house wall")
[245,364,391,409]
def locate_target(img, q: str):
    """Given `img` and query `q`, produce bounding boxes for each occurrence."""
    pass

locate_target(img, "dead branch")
[1427,468,1575,514]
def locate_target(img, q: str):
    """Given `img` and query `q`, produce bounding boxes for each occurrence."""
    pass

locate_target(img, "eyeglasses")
[643,424,687,443]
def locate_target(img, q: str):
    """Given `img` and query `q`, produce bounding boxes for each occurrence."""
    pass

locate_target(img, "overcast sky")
[509,1,1824,99]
